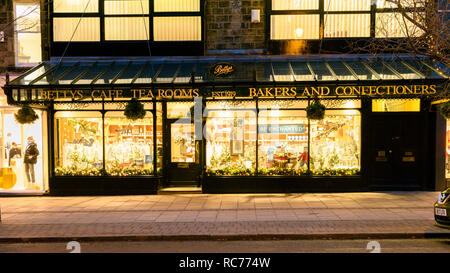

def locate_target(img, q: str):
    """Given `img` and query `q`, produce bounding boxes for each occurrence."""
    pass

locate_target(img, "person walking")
[24,136,39,190]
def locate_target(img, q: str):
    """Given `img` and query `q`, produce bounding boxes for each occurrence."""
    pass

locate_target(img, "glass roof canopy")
[8,55,449,87]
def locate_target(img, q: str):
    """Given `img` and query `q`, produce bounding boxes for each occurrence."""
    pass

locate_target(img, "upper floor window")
[14,2,42,66]
[270,0,426,40]
[52,0,202,42]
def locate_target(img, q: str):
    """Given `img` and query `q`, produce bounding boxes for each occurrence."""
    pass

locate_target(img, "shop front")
[3,56,449,195]
[0,78,48,195]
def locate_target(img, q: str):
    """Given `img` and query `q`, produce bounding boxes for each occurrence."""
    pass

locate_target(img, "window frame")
[53,106,159,177]
[14,2,42,67]
[50,0,204,43]
[268,0,427,41]
[205,98,362,176]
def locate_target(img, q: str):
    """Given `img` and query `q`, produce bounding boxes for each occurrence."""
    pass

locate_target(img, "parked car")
[434,187,450,228]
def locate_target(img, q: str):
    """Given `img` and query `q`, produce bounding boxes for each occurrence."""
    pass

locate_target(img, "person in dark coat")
[8,142,21,166]
[24,136,39,184]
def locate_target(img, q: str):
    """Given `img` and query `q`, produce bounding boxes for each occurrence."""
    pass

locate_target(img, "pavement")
[0,191,449,242]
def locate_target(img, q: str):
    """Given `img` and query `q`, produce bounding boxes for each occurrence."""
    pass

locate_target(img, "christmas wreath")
[440,101,450,119]
[306,100,326,120]
[14,104,39,124]
[124,98,146,120]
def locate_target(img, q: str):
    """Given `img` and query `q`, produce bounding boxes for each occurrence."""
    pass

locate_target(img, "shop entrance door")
[166,119,201,187]
[370,114,423,190]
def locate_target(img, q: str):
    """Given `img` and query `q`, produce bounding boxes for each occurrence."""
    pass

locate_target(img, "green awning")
[7,55,448,87]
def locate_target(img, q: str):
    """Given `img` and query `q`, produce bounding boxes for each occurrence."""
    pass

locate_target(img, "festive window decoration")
[14,104,39,124]
[306,100,326,120]
[124,98,146,120]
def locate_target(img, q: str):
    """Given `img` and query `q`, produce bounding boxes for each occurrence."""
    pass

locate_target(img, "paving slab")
[0,191,449,242]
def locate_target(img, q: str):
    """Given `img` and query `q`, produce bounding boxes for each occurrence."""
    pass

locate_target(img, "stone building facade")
[0,0,15,71]
[205,0,265,54]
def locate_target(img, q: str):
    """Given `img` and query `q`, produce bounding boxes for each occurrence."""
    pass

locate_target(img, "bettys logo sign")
[212,63,235,77]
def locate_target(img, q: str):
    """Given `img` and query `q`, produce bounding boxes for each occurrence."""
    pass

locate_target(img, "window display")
[310,110,361,175]
[258,110,308,175]
[54,111,103,176]
[205,100,361,177]
[205,101,256,176]
[0,109,45,192]
[105,112,153,176]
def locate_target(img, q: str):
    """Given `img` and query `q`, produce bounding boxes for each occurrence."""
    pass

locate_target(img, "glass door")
[167,119,201,187]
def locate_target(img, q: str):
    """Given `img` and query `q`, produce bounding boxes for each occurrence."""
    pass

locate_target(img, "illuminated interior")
[206,101,257,175]
[0,109,45,192]
[52,0,201,42]
[105,112,154,175]
[310,110,361,175]
[271,0,423,40]
[372,99,421,112]
[54,109,161,176]
[54,111,103,175]
[258,110,308,175]
[206,100,361,176]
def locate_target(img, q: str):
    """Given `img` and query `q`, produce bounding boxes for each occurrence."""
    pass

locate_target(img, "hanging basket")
[440,101,450,119]
[14,104,39,124]
[306,100,326,120]
[124,98,146,120]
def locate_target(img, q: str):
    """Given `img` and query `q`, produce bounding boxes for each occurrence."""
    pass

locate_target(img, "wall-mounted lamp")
[251,9,260,23]
[0,31,4,42]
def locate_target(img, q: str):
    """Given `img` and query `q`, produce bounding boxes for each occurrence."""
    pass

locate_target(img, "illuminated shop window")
[156,103,163,175]
[167,101,194,119]
[372,99,421,112]
[154,0,200,12]
[53,17,100,42]
[272,0,319,10]
[446,119,450,179]
[310,110,361,175]
[153,16,202,41]
[53,0,98,13]
[205,101,257,176]
[105,17,150,41]
[14,3,41,66]
[324,14,370,38]
[258,110,308,176]
[54,112,103,176]
[0,109,46,192]
[105,112,153,176]
[271,14,320,40]
[375,12,424,38]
